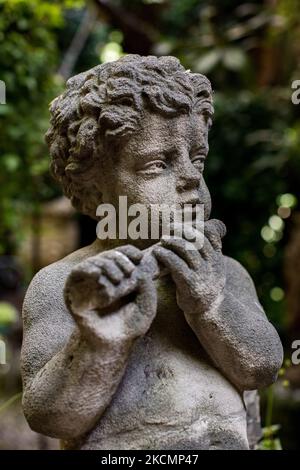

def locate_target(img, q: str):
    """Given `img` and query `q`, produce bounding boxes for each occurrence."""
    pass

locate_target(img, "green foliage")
[0,302,17,326]
[0,1,66,254]
[0,0,93,256]
[0,392,22,414]
[206,90,299,326]
[258,423,282,450]
[258,359,292,450]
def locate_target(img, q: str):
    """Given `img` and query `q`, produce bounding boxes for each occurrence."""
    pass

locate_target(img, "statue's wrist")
[183,290,224,319]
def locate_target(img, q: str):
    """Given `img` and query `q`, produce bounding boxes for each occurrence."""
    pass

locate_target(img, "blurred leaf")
[0,302,18,326]
[195,49,221,73]
[0,393,22,414]
[222,47,247,71]
[2,154,19,172]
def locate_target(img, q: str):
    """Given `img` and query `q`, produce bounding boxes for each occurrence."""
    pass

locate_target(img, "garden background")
[0,0,300,450]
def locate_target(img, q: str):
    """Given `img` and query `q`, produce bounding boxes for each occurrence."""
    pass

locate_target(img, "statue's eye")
[152,161,166,169]
[138,160,167,175]
[191,156,205,172]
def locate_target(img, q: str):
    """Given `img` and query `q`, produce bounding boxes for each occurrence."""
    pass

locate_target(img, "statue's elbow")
[237,348,283,391]
[22,392,93,440]
[253,335,284,389]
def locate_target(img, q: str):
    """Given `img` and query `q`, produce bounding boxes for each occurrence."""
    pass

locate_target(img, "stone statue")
[21,55,283,450]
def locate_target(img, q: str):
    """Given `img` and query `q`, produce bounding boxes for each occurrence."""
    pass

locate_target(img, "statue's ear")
[198,177,211,221]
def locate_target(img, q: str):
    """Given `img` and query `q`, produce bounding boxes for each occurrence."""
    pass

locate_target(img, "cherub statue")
[21,55,283,450]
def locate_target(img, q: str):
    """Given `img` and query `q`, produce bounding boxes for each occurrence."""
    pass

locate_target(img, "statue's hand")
[152,219,226,316]
[64,245,157,345]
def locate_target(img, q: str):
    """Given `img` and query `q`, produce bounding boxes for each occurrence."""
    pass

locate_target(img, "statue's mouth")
[179,199,202,220]
[182,198,201,206]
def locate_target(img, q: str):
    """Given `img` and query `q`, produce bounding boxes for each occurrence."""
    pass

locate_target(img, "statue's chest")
[154,275,180,316]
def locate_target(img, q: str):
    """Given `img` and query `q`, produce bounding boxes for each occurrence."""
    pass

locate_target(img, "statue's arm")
[21,250,156,440]
[185,257,283,391]
[22,328,134,441]
[153,223,283,392]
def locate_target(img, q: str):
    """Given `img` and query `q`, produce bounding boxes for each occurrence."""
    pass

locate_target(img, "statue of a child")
[21,55,283,450]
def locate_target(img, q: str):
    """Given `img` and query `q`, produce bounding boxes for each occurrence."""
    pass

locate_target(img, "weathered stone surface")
[0,401,58,450]
[21,55,283,450]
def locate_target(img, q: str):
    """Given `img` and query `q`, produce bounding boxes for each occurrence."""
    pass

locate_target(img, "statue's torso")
[59,258,248,450]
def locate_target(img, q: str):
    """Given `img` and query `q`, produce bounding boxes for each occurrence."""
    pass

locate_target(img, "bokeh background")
[0,0,300,450]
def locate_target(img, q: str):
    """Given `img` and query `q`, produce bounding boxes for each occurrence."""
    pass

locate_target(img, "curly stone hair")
[45,55,213,219]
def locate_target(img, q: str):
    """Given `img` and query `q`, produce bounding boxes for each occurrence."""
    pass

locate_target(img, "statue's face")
[100,109,211,216]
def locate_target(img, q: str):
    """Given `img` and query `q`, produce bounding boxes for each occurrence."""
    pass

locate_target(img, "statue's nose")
[176,160,201,192]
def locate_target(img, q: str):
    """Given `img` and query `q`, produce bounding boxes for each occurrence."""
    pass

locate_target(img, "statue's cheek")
[198,176,211,221]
